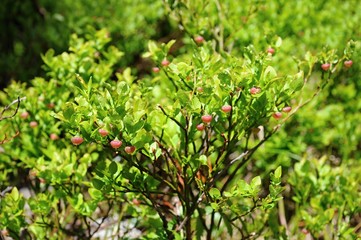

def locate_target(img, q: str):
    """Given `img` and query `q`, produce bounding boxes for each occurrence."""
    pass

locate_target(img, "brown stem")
[0,97,25,121]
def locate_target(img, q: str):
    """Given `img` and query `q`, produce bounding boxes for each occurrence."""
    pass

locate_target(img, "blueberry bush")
[1,0,360,239]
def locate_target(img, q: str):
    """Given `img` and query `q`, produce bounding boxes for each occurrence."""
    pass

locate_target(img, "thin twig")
[0,97,26,120]
[89,200,114,238]
[0,131,20,144]
[0,186,13,197]
[158,105,186,132]
[278,198,290,237]
[176,192,204,232]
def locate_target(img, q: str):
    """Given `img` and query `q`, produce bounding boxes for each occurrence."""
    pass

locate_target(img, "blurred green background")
[0,0,168,89]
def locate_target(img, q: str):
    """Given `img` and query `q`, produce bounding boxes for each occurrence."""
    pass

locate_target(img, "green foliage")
[288,156,360,239]
[0,0,360,239]
[0,188,26,235]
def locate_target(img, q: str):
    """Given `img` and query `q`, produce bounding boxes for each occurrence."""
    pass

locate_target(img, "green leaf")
[275,37,282,48]
[109,161,118,176]
[29,196,52,214]
[210,202,219,211]
[251,176,261,188]
[28,225,46,239]
[116,81,130,96]
[165,39,176,52]
[132,128,152,148]
[95,161,106,177]
[63,103,75,120]
[177,62,192,76]
[218,72,232,85]
[275,166,282,179]
[196,217,205,239]
[87,76,93,96]
[41,49,55,66]
[63,163,74,176]
[51,112,66,122]
[148,41,158,55]
[263,66,277,79]
[122,67,134,85]
[223,191,234,198]
[92,178,105,190]
[209,188,221,199]
[323,208,335,222]
[238,180,251,195]
[10,187,20,201]
[105,88,114,108]
[88,188,103,201]
[291,71,304,91]
[191,96,202,110]
[305,51,318,66]
[199,155,207,165]
[221,213,233,236]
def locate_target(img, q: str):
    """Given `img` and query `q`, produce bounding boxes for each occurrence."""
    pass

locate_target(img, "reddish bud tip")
[321,63,330,71]
[196,123,205,131]
[47,103,55,109]
[71,136,84,145]
[29,121,38,128]
[194,36,205,44]
[272,112,282,120]
[110,140,122,149]
[301,228,309,235]
[132,198,141,206]
[125,146,136,154]
[50,133,59,140]
[221,105,232,113]
[20,111,29,119]
[152,67,160,73]
[344,60,353,68]
[99,129,109,137]
[282,106,292,113]
[161,59,170,67]
[267,47,275,55]
[201,115,213,124]
[250,87,261,95]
